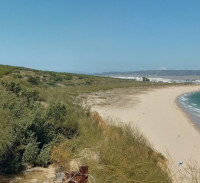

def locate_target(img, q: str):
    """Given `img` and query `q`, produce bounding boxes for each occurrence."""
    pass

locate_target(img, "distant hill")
[97,70,200,80]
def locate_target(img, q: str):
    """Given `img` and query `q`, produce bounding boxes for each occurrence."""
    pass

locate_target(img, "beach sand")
[86,85,200,172]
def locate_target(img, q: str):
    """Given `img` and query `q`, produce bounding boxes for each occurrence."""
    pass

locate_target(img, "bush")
[0,66,13,77]
[22,89,39,102]
[27,76,40,85]
[1,81,22,96]
[22,138,40,166]
[46,103,79,138]
[54,76,63,82]
[65,75,73,80]
[47,102,67,122]
[37,144,52,167]
[0,151,24,173]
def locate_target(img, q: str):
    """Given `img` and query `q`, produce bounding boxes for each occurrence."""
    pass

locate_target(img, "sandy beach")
[86,85,200,171]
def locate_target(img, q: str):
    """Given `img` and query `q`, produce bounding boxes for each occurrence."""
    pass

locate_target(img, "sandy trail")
[86,85,200,170]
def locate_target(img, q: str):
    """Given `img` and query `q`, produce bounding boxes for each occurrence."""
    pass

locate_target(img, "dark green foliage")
[1,81,22,95]
[50,72,56,77]
[27,76,40,85]
[54,75,63,82]
[47,103,67,122]
[0,65,14,77]
[1,81,39,104]
[28,111,53,146]
[47,103,78,138]
[22,89,39,102]
[0,150,24,173]
[36,144,52,167]
[0,110,13,156]
[22,138,39,165]
[64,75,73,80]
[0,82,79,173]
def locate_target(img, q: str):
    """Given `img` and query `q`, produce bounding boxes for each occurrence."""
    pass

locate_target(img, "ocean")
[178,91,200,129]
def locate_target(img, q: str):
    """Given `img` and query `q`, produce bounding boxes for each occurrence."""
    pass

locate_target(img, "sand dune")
[87,85,200,172]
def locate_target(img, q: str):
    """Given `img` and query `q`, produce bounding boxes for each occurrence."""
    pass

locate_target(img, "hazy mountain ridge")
[98,70,200,76]
[97,70,200,80]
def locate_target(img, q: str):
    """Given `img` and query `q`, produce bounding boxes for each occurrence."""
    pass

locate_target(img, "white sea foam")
[180,96,188,101]
[190,108,200,113]
[178,93,200,125]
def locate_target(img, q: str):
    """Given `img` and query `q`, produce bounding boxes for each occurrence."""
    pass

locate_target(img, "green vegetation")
[0,65,173,97]
[27,76,40,85]
[0,64,178,182]
[0,82,73,173]
[0,65,14,77]
[52,117,171,182]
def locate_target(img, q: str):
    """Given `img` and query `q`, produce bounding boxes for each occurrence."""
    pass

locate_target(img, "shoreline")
[177,92,200,131]
[176,97,200,135]
[87,85,200,170]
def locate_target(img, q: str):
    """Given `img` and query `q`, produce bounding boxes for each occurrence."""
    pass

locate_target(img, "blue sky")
[0,0,200,73]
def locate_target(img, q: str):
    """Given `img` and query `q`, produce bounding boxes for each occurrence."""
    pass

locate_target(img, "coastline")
[87,85,200,170]
[177,92,200,130]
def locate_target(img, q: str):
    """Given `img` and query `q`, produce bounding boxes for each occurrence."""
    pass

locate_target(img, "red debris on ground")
[64,166,89,183]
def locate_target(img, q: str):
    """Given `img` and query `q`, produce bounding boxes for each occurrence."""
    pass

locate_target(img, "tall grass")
[0,65,189,182]
[170,160,200,183]
[52,112,172,183]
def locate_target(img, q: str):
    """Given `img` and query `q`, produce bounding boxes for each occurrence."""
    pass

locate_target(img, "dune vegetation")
[0,64,176,182]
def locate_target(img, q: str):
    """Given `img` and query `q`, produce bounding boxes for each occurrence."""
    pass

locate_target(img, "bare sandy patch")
[86,85,200,173]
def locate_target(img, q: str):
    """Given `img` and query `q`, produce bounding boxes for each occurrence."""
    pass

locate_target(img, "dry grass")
[52,112,172,183]
[0,65,193,182]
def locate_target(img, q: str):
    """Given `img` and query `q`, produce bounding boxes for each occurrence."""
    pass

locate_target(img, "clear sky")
[0,0,200,73]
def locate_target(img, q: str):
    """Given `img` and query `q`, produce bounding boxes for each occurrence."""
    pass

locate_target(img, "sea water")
[178,91,200,129]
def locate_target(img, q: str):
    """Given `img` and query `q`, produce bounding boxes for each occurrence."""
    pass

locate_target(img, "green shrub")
[22,89,39,102]
[54,76,63,82]
[0,151,24,173]
[27,76,40,85]
[50,72,56,77]
[0,110,12,157]
[1,81,22,96]
[47,103,66,122]
[22,138,40,166]
[37,144,52,167]
[46,103,78,138]
[64,75,73,80]
[0,65,13,77]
